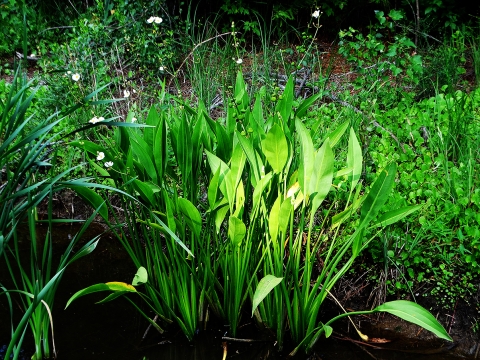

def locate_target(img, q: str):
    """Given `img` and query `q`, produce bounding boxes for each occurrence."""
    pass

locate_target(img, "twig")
[333,334,379,359]
[38,26,75,34]
[447,298,459,334]
[295,68,312,98]
[140,314,159,342]
[328,93,406,153]
[15,52,40,61]
[222,336,266,343]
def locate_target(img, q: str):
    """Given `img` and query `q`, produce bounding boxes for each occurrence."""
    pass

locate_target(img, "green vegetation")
[1,0,479,358]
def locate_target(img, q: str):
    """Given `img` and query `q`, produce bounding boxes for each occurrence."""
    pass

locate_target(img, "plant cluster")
[65,72,451,355]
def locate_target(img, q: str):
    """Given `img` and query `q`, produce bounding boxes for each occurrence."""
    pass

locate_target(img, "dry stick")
[328,93,406,153]
[168,32,234,89]
[324,288,369,341]
[333,334,380,360]
[447,298,459,334]
[295,68,312,98]
[221,337,267,343]
[140,314,159,342]
[15,52,40,61]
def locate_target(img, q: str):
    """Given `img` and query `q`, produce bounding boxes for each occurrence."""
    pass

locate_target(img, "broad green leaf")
[215,203,229,234]
[67,186,108,220]
[295,93,322,119]
[132,267,148,286]
[324,325,333,338]
[145,106,159,148]
[225,144,247,209]
[178,198,202,239]
[105,282,137,292]
[252,172,273,215]
[309,138,334,214]
[228,216,246,246]
[96,291,129,304]
[335,167,353,178]
[359,163,397,228]
[353,163,396,255]
[236,132,262,186]
[153,114,167,181]
[251,94,266,140]
[65,283,123,309]
[371,205,423,228]
[278,197,293,237]
[130,136,157,182]
[347,128,362,191]
[277,76,294,126]
[296,119,315,197]
[374,300,452,341]
[331,191,365,229]
[205,150,229,179]
[251,275,283,317]
[234,180,245,217]
[205,150,229,195]
[69,238,100,264]
[268,196,281,242]
[262,123,289,174]
[215,121,232,162]
[208,167,222,210]
[133,179,155,206]
[327,121,349,148]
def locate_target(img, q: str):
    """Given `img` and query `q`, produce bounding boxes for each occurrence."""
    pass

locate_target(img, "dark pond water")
[0,223,462,360]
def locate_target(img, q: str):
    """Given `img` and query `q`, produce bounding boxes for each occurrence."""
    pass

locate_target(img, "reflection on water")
[0,223,460,360]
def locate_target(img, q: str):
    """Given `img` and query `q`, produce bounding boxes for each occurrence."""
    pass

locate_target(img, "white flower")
[159,66,165,71]
[67,70,72,75]
[104,161,114,168]
[312,10,320,18]
[96,151,105,161]
[154,17,163,24]
[147,16,155,23]
[131,117,137,123]
[89,116,104,124]
[71,73,80,81]
[235,58,243,64]
[123,90,130,98]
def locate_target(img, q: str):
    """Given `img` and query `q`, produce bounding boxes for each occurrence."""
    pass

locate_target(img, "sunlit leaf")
[251,275,283,317]
[262,123,289,174]
[371,205,423,228]
[132,267,148,286]
[374,300,452,341]
[228,216,246,246]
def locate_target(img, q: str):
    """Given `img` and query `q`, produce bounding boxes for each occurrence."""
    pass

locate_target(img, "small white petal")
[104,161,114,168]
[312,10,320,18]
[89,116,99,124]
[154,17,163,24]
[147,16,155,23]
[71,73,80,81]
[123,90,130,98]
[131,117,137,123]
[235,58,243,64]
[159,66,165,71]
[96,152,105,161]
[97,116,104,121]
